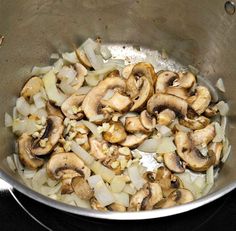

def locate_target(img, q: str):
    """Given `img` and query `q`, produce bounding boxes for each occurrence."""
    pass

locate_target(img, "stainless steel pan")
[0,0,236,220]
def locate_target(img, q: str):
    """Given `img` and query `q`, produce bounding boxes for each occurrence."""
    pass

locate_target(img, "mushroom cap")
[76,48,92,68]
[119,134,148,148]
[82,77,126,124]
[155,71,178,92]
[18,133,44,170]
[157,109,176,126]
[46,102,64,119]
[165,87,188,100]
[163,152,185,173]
[178,71,196,89]
[61,93,85,119]
[179,115,210,130]
[73,63,87,90]
[124,116,150,134]
[47,152,91,180]
[140,110,156,131]
[147,93,188,118]
[175,131,215,171]
[31,116,64,155]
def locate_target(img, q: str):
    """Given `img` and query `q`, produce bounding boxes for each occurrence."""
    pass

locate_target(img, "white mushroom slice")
[175,131,215,171]
[76,48,92,68]
[100,92,133,112]
[188,86,211,115]
[122,64,135,79]
[47,152,91,180]
[177,71,196,89]
[107,203,126,212]
[125,116,150,134]
[191,123,215,147]
[103,122,127,143]
[157,109,176,126]
[46,102,64,119]
[21,76,43,102]
[165,87,188,100]
[179,116,210,130]
[61,170,80,194]
[82,77,126,124]
[155,71,178,92]
[71,176,93,200]
[163,152,185,173]
[209,142,223,166]
[18,133,44,170]
[72,63,87,90]
[61,94,85,119]
[147,93,188,118]
[31,116,64,155]
[145,182,163,210]
[120,134,148,148]
[140,110,156,131]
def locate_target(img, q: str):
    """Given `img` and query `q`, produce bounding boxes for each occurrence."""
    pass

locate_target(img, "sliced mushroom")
[157,109,176,126]
[61,94,85,119]
[155,71,178,92]
[163,152,185,173]
[71,176,93,200]
[122,64,134,79]
[76,48,92,68]
[208,142,223,166]
[175,131,215,171]
[21,76,43,102]
[191,123,215,147]
[101,91,133,113]
[46,102,64,119]
[119,133,148,148]
[73,63,87,90]
[82,77,126,124]
[179,116,210,130]
[89,138,107,160]
[145,182,163,210]
[61,170,80,194]
[125,116,150,134]
[105,70,120,78]
[177,71,196,89]
[165,87,188,100]
[140,110,156,132]
[18,133,44,170]
[31,116,64,155]
[90,197,107,211]
[47,152,91,180]
[107,203,126,212]
[204,105,218,118]
[103,122,127,143]
[188,86,211,115]
[147,93,188,118]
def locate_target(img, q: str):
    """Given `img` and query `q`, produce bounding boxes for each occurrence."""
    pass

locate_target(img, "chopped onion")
[40,183,62,196]
[85,74,101,86]
[12,106,18,120]
[110,176,126,193]
[13,153,24,176]
[71,193,91,209]
[76,86,92,95]
[156,137,176,154]
[50,53,60,60]
[215,78,225,92]
[58,66,77,84]
[62,51,79,64]
[32,168,47,190]
[221,116,227,134]
[137,139,159,153]
[23,168,37,179]
[102,89,115,100]
[175,123,192,133]
[197,146,208,156]
[33,92,45,109]
[12,118,39,136]
[119,112,138,125]
[155,124,172,137]
[128,164,145,190]
[221,144,231,163]
[33,108,48,119]
[202,183,213,196]
[71,141,94,166]
[5,112,13,127]
[215,101,229,116]
[6,155,16,172]
[206,166,214,185]
[100,45,112,60]
[42,70,67,106]
[31,66,52,76]
[16,97,31,116]
[59,80,76,95]
[81,120,102,140]
[47,178,59,187]
[193,176,206,190]
[53,58,64,73]
[113,192,129,207]
[213,122,224,143]
[123,183,137,195]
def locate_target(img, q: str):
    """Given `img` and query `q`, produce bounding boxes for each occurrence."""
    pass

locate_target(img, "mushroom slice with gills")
[190,123,215,147]
[124,116,150,134]
[208,142,223,166]
[82,77,126,124]
[72,63,87,90]
[119,133,148,148]
[145,182,163,210]
[18,133,44,170]
[188,86,211,115]
[147,93,188,119]
[100,91,133,113]
[107,203,126,212]
[163,152,185,173]
[71,176,93,200]
[31,116,64,155]
[47,152,91,180]
[103,122,127,143]
[165,87,188,100]
[177,71,196,89]
[61,170,80,194]
[175,131,215,171]
[140,110,156,132]
[89,137,108,160]
[21,76,43,102]
[157,109,176,126]
[155,189,194,209]
[76,48,92,68]
[46,102,64,119]
[179,116,210,130]
[90,197,108,211]
[61,93,85,119]
[204,105,218,118]
[155,71,178,92]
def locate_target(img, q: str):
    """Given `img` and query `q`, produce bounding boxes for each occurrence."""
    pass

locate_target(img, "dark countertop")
[1,188,236,231]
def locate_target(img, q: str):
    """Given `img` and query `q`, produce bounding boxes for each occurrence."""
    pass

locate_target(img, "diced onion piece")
[215,78,225,92]
[176,172,197,196]
[76,86,92,95]
[12,118,39,136]
[47,178,58,187]
[59,80,76,95]
[215,101,229,116]
[156,137,176,154]
[89,114,105,123]
[100,45,112,60]
[206,166,214,185]
[6,155,16,172]
[113,192,129,207]
[175,123,192,133]
[58,66,77,84]
[71,141,94,166]
[110,176,126,193]
[156,125,172,137]
[102,89,115,100]
[123,183,137,195]
[137,139,159,153]
[128,164,145,190]
[32,168,47,190]
[202,183,214,196]
[62,51,79,64]
[5,112,13,127]
[50,53,60,60]
[89,161,115,183]
[88,175,115,206]
[34,108,48,119]
[119,112,138,125]
[12,106,18,120]
[193,176,206,190]
[13,154,24,175]
[40,183,62,196]
[23,168,37,179]
[221,144,231,163]
[33,93,45,109]
[31,66,52,76]
[85,74,101,86]
[197,146,208,156]
[71,193,91,209]
[213,122,224,143]
[16,97,31,116]
[81,120,102,140]
[43,70,67,106]
[53,58,64,73]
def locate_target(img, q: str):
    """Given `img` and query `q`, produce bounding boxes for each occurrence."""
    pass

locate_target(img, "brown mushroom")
[157,109,176,126]
[155,71,178,92]
[140,110,156,132]
[73,63,87,90]
[163,152,185,173]
[208,142,223,166]
[103,122,127,143]
[107,203,126,212]
[177,71,196,89]
[165,87,188,100]
[76,48,92,68]
[90,197,107,211]
[119,134,148,148]
[124,116,150,134]
[89,138,108,160]
[46,102,64,119]
[179,116,210,130]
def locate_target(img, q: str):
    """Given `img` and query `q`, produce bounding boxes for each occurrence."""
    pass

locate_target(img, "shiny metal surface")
[0,0,236,219]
